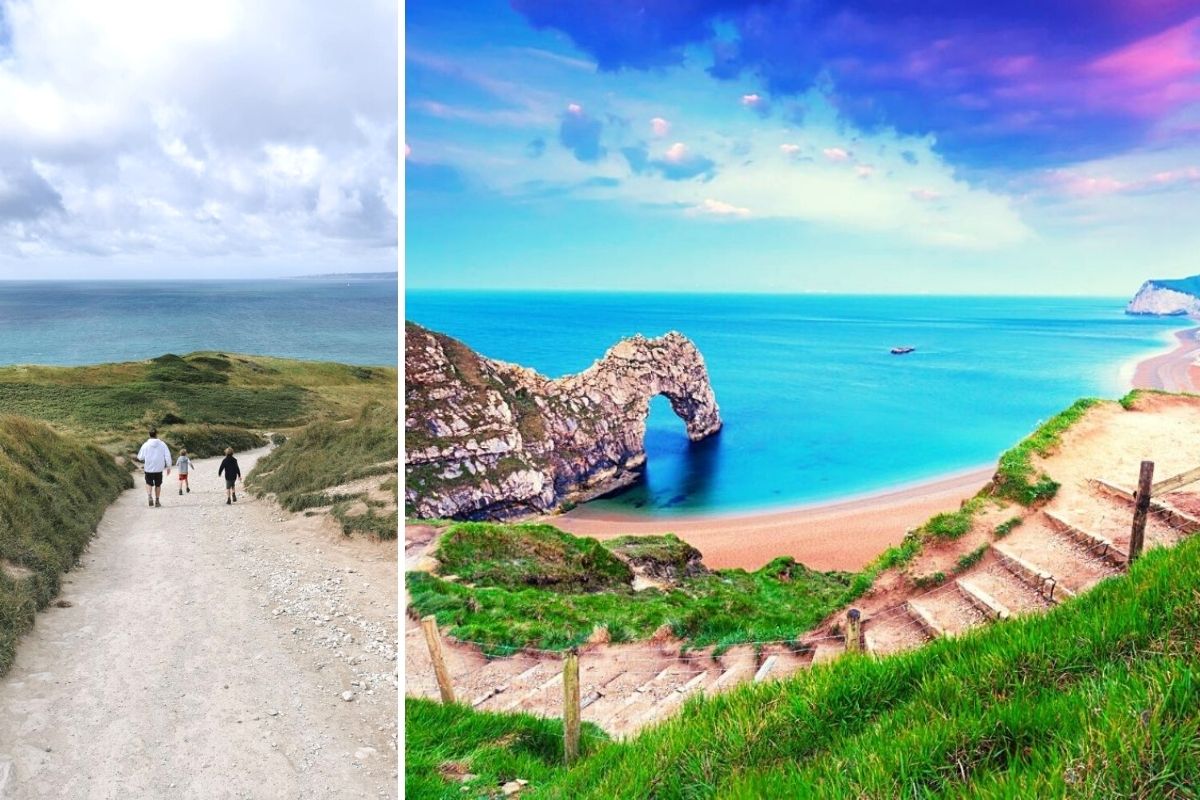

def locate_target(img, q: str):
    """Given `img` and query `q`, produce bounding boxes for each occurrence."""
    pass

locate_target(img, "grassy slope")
[407,522,852,654]
[405,699,607,800]
[0,416,132,673]
[0,351,396,452]
[246,401,398,538]
[409,535,1200,799]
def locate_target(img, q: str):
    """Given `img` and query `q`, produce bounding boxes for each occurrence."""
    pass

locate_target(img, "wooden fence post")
[845,608,861,654]
[420,615,456,705]
[562,649,581,765]
[1129,461,1154,564]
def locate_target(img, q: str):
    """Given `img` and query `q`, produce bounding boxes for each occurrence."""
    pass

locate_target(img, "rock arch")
[404,324,722,520]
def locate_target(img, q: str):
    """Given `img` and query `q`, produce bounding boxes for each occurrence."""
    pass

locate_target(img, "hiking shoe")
[179,489,183,495]
[186,485,190,493]
[155,499,161,507]
[226,498,232,505]
[232,492,237,502]
[148,497,154,507]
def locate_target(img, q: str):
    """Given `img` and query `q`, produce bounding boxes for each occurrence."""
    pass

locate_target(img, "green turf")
[0,416,132,674]
[407,522,853,655]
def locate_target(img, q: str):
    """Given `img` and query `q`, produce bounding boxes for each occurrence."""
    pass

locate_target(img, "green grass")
[433,523,634,592]
[138,424,266,459]
[405,698,608,800]
[0,416,132,674]
[246,400,397,531]
[0,351,396,449]
[524,534,1200,798]
[407,523,853,655]
[994,516,1024,539]
[992,398,1100,505]
[954,542,989,572]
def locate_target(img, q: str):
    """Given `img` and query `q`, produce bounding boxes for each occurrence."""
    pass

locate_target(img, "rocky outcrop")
[1126,276,1200,316]
[405,322,722,520]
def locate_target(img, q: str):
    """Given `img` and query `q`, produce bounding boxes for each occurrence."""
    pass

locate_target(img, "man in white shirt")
[136,428,173,507]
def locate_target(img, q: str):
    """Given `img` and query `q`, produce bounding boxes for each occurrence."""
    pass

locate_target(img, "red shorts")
[179,473,189,481]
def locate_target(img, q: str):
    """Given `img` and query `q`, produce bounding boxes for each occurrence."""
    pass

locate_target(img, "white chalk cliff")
[1127,277,1200,316]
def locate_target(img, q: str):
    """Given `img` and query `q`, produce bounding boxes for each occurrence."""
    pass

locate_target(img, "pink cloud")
[1047,165,1200,196]
[822,147,851,162]
[567,102,583,114]
[909,188,942,202]
[663,142,689,163]
[690,198,750,218]
[651,117,670,137]
[740,93,763,107]
[855,164,875,178]
[779,143,802,155]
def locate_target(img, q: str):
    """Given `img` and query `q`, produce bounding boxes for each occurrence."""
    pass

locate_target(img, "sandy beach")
[1132,325,1200,394]
[549,324,1200,573]
[550,467,994,572]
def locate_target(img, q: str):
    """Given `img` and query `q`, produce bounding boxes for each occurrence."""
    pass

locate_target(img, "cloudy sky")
[406,0,1200,294]
[0,0,397,279]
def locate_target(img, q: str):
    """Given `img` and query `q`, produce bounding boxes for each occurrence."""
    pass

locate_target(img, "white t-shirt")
[137,438,172,473]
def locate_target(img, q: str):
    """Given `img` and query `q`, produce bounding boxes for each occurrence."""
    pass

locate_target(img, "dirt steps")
[960,562,1053,618]
[908,586,989,638]
[996,517,1119,597]
[863,607,931,655]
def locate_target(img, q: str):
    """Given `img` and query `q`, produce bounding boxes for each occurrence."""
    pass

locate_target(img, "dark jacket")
[218,456,241,480]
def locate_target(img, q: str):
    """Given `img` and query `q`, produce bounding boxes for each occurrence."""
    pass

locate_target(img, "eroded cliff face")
[1127,278,1200,316]
[405,322,722,520]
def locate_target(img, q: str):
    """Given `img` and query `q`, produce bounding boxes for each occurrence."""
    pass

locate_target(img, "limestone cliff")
[1126,276,1200,316]
[405,322,722,520]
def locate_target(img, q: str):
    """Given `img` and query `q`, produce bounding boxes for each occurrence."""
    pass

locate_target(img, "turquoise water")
[0,277,397,366]
[406,292,1186,516]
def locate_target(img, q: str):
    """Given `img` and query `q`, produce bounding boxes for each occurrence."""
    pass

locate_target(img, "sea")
[0,276,398,366]
[406,291,1189,517]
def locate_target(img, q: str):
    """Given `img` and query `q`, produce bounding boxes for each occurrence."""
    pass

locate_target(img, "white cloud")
[651,117,670,137]
[823,147,851,162]
[0,0,397,271]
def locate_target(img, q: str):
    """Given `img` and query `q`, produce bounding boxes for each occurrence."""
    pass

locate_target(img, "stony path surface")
[0,448,397,800]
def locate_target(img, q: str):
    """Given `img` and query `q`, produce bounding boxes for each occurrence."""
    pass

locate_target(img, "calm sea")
[0,277,397,366]
[406,292,1187,516]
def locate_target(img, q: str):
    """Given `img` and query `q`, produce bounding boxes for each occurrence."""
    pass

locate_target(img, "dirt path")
[0,448,397,800]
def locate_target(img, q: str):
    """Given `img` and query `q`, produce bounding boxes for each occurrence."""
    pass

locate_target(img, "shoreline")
[549,466,994,572]
[1130,325,1200,394]
[550,324,1200,572]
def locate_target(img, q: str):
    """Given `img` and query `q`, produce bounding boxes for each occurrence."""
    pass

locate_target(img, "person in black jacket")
[218,447,242,505]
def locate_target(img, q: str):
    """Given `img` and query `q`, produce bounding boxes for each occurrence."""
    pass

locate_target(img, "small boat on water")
[890,346,916,355]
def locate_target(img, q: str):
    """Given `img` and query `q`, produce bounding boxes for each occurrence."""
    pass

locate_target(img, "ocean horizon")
[0,276,398,367]
[406,291,1189,517]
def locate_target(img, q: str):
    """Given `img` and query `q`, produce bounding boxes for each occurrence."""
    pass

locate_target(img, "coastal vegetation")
[0,351,396,452]
[992,398,1100,505]
[0,416,131,673]
[407,522,853,654]
[247,401,398,539]
[409,533,1200,799]
[405,697,608,800]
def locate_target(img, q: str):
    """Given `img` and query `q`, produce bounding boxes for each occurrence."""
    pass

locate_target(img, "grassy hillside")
[0,351,396,451]
[408,533,1200,799]
[246,401,398,538]
[0,416,132,673]
[406,699,607,800]
[407,522,853,653]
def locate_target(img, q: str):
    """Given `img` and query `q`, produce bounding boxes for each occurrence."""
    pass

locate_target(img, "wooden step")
[810,639,845,664]
[992,541,1070,602]
[910,587,989,638]
[1044,511,1125,565]
[629,671,709,730]
[863,608,931,655]
[956,578,1011,620]
[963,564,1055,616]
